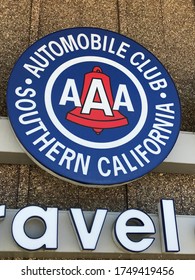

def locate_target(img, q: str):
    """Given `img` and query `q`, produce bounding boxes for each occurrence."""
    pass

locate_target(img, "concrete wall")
[0,0,195,256]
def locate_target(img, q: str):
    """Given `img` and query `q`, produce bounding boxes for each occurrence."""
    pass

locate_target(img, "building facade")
[0,0,195,259]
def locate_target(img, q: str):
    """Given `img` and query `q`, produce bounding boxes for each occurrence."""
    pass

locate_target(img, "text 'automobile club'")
[7,28,181,187]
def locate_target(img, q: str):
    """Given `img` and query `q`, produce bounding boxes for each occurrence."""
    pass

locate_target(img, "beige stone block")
[127,172,195,215]
[0,1,32,116]
[39,0,119,37]
[176,81,195,131]
[128,172,184,214]
[127,173,163,214]
[28,165,79,209]
[78,185,127,211]
[162,0,195,81]
[118,0,166,60]
[0,164,19,207]
[179,175,195,215]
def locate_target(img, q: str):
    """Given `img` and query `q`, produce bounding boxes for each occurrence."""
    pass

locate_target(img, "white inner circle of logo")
[45,56,148,149]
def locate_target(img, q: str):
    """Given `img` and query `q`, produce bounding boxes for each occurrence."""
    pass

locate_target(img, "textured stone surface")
[29,0,41,44]
[118,0,166,59]
[0,0,32,116]
[2,161,195,216]
[26,165,127,211]
[0,164,19,207]
[17,165,30,208]
[162,1,195,81]
[38,0,119,37]
[78,185,127,211]
[28,165,80,209]
[176,81,195,131]
[127,172,195,215]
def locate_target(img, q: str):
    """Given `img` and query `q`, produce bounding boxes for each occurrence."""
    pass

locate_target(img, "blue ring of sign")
[7,27,181,186]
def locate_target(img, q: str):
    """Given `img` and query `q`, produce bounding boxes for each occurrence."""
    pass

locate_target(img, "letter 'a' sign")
[7,28,181,187]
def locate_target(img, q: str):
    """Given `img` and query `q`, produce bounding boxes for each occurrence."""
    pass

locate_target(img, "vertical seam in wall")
[193,0,195,134]
[159,0,167,51]
[16,165,21,208]
[194,84,195,133]
[192,1,195,132]
[16,0,42,208]
[28,0,33,46]
[29,0,41,45]
[125,184,128,210]
[16,165,30,208]
[26,165,31,206]
[116,0,121,33]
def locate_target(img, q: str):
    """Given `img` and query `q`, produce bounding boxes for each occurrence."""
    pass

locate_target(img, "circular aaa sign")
[7,28,181,187]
